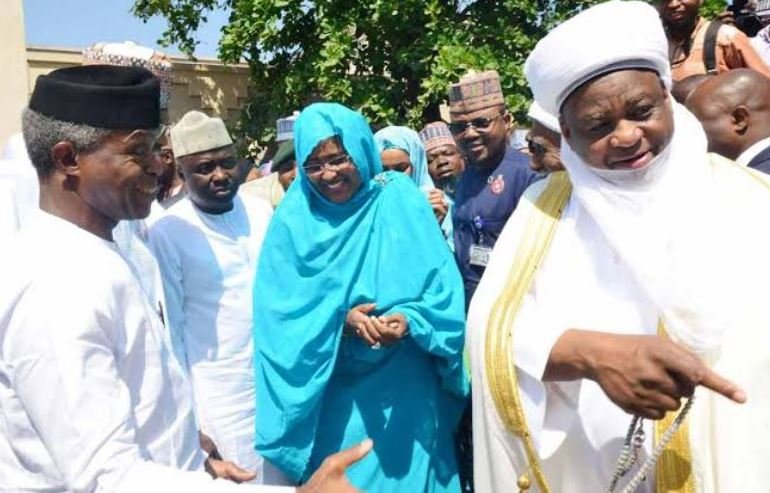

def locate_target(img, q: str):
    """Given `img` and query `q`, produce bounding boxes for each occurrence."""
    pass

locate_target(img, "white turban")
[171,111,233,158]
[527,101,560,134]
[525,0,671,116]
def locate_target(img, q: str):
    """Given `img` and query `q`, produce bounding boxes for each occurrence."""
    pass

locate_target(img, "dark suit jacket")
[748,144,770,175]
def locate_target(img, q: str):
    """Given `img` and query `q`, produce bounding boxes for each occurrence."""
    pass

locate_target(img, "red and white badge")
[489,174,505,195]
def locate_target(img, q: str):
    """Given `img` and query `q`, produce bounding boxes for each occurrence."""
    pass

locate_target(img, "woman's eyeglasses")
[303,154,353,175]
[448,111,506,135]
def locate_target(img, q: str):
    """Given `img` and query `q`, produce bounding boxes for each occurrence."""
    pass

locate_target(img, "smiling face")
[75,128,164,223]
[560,69,674,170]
[177,145,240,214]
[450,105,512,168]
[304,137,362,204]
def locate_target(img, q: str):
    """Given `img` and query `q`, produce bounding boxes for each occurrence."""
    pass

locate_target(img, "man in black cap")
[0,65,369,492]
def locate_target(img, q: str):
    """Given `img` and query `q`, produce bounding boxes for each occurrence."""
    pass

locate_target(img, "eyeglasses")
[303,154,353,175]
[449,111,506,135]
[527,139,547,156]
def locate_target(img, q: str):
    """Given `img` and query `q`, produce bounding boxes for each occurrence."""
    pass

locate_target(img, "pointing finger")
[696,366,747,404]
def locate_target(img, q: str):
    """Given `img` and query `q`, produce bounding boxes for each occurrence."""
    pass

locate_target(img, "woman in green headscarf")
[253,103,468,492]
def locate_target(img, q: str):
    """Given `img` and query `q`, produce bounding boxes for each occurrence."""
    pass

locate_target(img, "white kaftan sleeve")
[3,269,293,493]
[147,223,190,373]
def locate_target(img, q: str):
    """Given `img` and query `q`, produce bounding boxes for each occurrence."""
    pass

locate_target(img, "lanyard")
[471,215,485,245]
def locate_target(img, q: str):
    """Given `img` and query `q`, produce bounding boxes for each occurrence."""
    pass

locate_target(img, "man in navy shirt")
[449,70,542,304]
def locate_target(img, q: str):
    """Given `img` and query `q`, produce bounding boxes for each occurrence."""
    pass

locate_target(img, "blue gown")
[253,103,469,492]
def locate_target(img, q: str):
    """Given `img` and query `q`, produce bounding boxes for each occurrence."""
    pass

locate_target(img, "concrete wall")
[0,0,30,147]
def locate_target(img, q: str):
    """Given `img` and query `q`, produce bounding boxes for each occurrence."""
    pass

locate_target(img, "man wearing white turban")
[467,2,770,492]
[525,102,562,173]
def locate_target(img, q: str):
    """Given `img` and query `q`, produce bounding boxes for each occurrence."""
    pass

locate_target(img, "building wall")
[25,47,251,128]
[0,0,30,147]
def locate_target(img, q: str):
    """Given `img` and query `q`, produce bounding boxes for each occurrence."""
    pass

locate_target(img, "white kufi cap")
[170,110,233,158]
[527,101,561,133]
[525,1,671,116]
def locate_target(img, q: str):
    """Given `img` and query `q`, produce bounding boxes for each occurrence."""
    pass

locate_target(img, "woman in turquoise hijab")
[374,126,435,190]
[374,125,455,252]
[253,103,468,493]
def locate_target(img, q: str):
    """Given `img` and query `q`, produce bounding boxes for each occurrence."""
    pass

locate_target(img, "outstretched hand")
[546,330,746,420]
[298,439,373,493]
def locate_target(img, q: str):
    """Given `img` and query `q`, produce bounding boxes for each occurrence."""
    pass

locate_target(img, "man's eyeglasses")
[449,111,507,135]
[303,154,352,175]
[527,139,547,156]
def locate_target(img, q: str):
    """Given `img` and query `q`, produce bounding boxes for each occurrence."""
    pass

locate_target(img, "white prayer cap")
[527,101,560,134]
[83,41,174,110]
[525,1,671,116]
[170,111,233,158]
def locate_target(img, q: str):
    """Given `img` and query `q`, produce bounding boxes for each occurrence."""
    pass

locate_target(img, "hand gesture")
[298,439,373,493]
[571,331,747,419]
[204,457,257,483]
[427,189,448,223]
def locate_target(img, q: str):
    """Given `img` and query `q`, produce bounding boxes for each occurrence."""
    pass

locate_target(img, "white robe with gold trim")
[468,104,770,493]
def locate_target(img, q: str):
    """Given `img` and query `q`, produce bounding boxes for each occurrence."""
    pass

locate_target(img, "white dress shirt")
[149,194,289,485]
[0,211,293,492]
[735,136,770,168]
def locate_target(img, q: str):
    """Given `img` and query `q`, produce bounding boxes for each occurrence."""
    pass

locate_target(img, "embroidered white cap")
[170,110,233,158]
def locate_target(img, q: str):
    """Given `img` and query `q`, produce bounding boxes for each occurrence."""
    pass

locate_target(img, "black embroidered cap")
[29,65,160,129]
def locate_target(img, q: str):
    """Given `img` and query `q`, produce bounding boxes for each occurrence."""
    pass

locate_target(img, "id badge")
[469,244,492,267]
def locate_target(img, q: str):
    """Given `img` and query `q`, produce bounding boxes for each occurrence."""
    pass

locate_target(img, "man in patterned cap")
[448,70,541,304]
[419,121,466,198]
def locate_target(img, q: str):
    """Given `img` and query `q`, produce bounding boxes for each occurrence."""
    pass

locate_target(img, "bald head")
[686,69,770,159]
[672,74,713,104]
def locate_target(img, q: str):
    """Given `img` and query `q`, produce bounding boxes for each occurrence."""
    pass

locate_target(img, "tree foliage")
[133,0,609,145]
[701,0,728,18]
[132,0,728,146]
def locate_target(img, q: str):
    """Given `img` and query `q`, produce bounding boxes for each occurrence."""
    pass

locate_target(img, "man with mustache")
[448,70,541,305]
[468,2,770,491]
[148,110,290,486]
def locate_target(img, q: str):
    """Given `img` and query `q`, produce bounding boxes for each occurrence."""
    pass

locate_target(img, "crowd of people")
[3,0,770,492]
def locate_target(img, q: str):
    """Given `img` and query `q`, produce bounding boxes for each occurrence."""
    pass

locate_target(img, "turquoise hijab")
[253,103,467,484]
[374,125,435,190]
[375,125,456,252]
